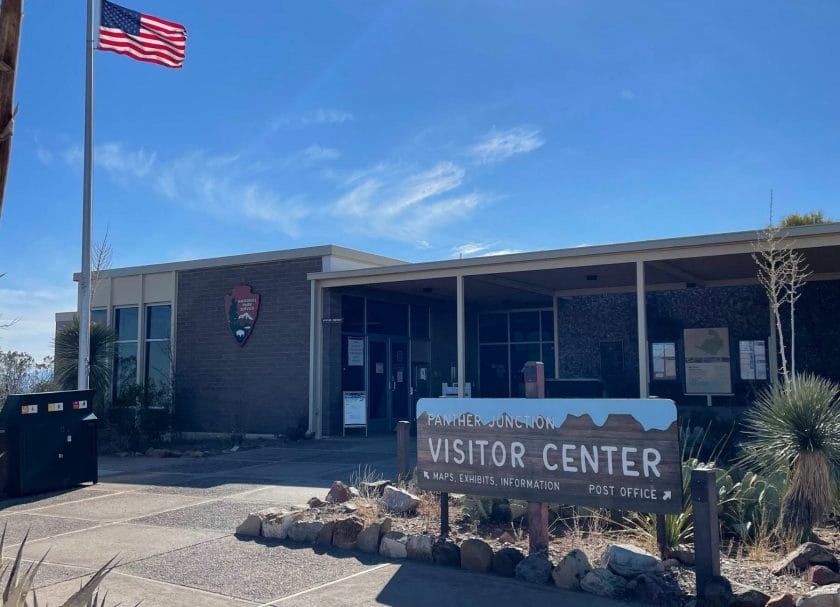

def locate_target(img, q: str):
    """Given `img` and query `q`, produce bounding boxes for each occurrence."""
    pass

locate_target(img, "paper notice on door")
[397,370,404,383]
[348,337,364,366]
[375,362,384,374]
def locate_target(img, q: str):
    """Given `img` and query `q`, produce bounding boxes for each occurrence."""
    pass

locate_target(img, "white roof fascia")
[308,224,840,288]
[73,245,404,281]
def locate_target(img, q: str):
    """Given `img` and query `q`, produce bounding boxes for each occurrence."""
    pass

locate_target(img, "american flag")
[99,0,186,68]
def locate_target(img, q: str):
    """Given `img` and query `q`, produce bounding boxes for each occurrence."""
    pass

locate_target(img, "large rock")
[552,549,591,590]
[492,547,524,577]
[580,568,630,598]
[702,576,733,607]
[287,521,325,544]
[797,584,840,607]
[432,539,461,567]
[602,544,664,578]
[666,544,696,566]
[356,522,382,553]
[315,521,334,547]
[325,480,354,504]
[307,497,325,508]
[629,573,672,603]
[361,480,391,497]
[773,543,839,575]
[515,551,553,584]
[331,517,364,550]
[406,535,433,562]
[235,513,262,537]
[261,510,305,540]
[461,539,493,572]
[730,584,771,607]
[381,486,420,514]
[807,565,840,586]
[379,531,408,559]
[766,595,796,607]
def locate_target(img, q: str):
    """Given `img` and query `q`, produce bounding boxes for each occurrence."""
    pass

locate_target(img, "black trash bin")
[0,389,97,496]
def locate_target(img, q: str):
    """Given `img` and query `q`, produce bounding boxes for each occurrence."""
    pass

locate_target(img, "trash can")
[0,389,97,496]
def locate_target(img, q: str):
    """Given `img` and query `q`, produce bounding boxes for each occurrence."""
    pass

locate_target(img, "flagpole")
[78,0,96,390]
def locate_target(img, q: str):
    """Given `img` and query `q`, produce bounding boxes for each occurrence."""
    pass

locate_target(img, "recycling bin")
[0,389,97,496]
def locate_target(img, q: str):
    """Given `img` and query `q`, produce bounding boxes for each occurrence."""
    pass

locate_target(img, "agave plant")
[0,526,127,607]
[740,374,840,543]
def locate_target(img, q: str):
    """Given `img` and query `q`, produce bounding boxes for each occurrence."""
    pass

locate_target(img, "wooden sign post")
[524,361,549,553]
[691,468,720,597]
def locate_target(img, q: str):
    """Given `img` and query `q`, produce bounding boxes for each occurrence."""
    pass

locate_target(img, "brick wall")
[174,257,320,434]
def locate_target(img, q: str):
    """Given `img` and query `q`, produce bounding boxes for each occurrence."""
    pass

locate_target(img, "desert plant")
[0,526,125,607]
[54,317,115,397]
[740,374,840,542]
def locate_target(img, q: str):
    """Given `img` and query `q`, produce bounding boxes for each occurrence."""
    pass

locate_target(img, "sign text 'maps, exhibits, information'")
[416,398,683,515]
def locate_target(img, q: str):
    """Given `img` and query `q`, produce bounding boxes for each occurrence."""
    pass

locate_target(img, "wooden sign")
[416,398,682,514]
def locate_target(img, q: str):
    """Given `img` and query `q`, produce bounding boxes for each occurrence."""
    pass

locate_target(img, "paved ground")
[0,436,634,606]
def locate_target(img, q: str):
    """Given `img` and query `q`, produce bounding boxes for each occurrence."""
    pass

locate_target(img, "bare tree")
[0,272,17,330]
[91,227,113,302]
[752,199,812,385]
[0,0,22,219]
[753,223,791,384]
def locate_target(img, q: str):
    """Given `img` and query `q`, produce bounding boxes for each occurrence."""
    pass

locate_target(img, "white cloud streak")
[0,285,78,360]
[470,126,545,164]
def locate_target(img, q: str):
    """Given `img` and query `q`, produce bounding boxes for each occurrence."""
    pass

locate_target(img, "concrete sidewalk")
[0,436,633,606]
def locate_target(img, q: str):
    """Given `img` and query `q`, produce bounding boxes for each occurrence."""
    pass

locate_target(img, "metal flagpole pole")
[77,0,96,390]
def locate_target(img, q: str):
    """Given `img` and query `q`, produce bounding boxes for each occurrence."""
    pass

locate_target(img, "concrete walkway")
[0,437,634,606]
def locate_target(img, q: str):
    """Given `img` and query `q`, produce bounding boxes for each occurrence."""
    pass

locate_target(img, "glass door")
[390,339,410,424]
[367,338,389,432]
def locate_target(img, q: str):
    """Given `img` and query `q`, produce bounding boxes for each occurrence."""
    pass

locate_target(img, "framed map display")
[683,328,732,395]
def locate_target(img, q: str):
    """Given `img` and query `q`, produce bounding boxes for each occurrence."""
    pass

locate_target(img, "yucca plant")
[54,317,115,395]
[740,374,840,543]
[0,526,126,607]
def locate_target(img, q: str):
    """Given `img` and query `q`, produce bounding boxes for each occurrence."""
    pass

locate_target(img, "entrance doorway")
[367,337,409,433]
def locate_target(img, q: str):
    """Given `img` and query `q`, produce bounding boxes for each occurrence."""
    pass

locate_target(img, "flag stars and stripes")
[98,0,186,68]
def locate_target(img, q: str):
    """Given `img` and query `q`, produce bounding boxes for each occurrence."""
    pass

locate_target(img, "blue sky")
[2,1,840,358]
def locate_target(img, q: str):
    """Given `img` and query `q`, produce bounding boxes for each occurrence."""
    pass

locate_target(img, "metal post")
[636,260,649,398]
[655,514,668,560]
[456,275,465,398]
[396,420,409,481]
[691,468,720,597]
[440,492,449,537]
[77,0,96,390]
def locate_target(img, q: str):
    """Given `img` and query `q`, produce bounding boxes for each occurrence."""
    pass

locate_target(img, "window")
[651,342,677,380]
[342,296,365,334]
[91,308,107,327]
[478,309,556,397]
[145,305,172,408]
[410,304,430,340]
[366,300,408,336]
[113,307,138,403]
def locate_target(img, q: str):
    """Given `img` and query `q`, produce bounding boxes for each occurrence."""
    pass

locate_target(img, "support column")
[456,275,465,398]
[552,294,560,379]
[308,280,322,438]
[636,261,649,398]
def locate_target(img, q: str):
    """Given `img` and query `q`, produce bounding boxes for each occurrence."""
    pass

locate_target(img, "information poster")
[684,327,732,395]
[343,391,367,427]
[739,340,768,381]
[347,337,364,367]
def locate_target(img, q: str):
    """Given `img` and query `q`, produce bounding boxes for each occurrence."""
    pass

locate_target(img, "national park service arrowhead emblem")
[225,285,260,346]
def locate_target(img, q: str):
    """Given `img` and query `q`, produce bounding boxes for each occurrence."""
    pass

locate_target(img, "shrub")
[740,374,840,542]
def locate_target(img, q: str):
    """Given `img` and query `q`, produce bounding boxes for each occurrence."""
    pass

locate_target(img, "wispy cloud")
[451,242,522,258]
[330,161,482,242]
[470,126,545,164]
[270,108,354,130]
[279,144,341,169]
[620,89,636,101]
[61,142,157,179]
[0,285,78,360]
